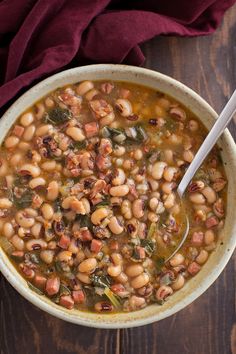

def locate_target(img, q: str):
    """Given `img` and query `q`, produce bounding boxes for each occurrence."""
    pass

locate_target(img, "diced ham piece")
[101,82,114,94]
[205,216,219,229]
[98,138,112,156]
[13,125,24,137]
[59,295,75,309]
[58,234,71,249]
[34,274,47,288]
[96,155,111,171]
[46,277,60,296]
[74,228,93,242]
[191,232,204,246]
[72,290,85,304]
[84,122,99,138]
[187,262,201,276]
[91,239,102,253]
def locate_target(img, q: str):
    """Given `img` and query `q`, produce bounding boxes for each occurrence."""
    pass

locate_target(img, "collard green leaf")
[45,107,71,125]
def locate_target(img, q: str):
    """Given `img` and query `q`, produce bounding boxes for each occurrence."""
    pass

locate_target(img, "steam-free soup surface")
[0,81,227,312]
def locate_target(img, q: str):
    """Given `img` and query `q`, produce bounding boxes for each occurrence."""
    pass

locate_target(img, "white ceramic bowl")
[0,64,235,328]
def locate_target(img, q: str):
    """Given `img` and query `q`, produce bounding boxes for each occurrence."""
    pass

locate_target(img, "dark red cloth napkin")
[0,0,235,110]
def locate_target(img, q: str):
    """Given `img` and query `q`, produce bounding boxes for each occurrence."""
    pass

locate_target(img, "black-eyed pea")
[125,264,143,277]
[10,235,25,250]
[188,120,199,131]
[112,168,126,186]
[108,264,122,277]
[45,97,55,108]
[18,142,31,151]
[163,149,174,164]
[147,211,159,222]
[170,204,181,215]
[131,273,149,289]
[156,285,173,301]
[204,230,215,245]
[35,124,53,136]
[24,208,38,218]
[62,196,76,209]
[66,127,85,141]
[168,134,182,145]
[110,185,129,197]
[108,216,124,234]
[23,125,36,141]
[163,193,175,209]
[189,193,206,204]
[128,296,146,310]
[78,258,97,273]
[121,199,132,219]
[113,145,126,157]
[136,182,149,195]
[31,151,41,163]
[172,274,185,290]
[41,160,57,171]
[47,181,59,201]
[115,98,132,117]
[76,272,91,284]
[85,88,100,101]
[18,227,29,238]
[162,182,174,194]
[41,203,54,220]
[169,253,185,267]
[19,164,41,177]
[115,272,128,284]
[0,198,13,209]
[201,186,217,204]
[35,103,45,120]
[183,150,194,163]
[81,198,90,214]
[100,112,115,127]
[147,178,159,191]
[16,211,35,228]
[31,223,42,238]
[91,207,109,225]
[94,301,113,312]
[9,154,21,167]
[151,161,167,180]
[3,222,14,239]
[26,238,47,251]
[76,80,94,96]
[132,199,144,219]
[57,250,72,263]
[5,136,19,148]
[40,250,55,264]
[163,167,177,182]
[123,159,134,170]
[149,197,159,211]
[134,149,143,160]
[29,177,46,189]
[111,253,123,266]
[20,112,34,127]
[196,250,208,264]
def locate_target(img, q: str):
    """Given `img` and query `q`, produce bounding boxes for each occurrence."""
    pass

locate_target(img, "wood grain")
[0,5,236,354]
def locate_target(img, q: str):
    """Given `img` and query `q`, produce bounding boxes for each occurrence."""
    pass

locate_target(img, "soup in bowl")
[0,65,235,328]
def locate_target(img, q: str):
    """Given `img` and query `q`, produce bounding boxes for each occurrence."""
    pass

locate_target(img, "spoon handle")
[178,89,236,197]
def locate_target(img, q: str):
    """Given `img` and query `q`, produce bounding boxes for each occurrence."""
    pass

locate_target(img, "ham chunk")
[187,262,201,276]
[58,234,71,249]
[84,122,98,138]
[13,125,24,137]
[191,231,204,246]
[91,239,102,253]
[59,295,74,309]
[205,216,219,229]
[72,290,85,304]
[34,274,47,288]
[46,276,60,296]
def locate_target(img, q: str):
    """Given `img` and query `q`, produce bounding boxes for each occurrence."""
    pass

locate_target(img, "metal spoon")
[165,89,236,262]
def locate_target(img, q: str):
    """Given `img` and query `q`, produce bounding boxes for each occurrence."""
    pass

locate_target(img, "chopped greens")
[141,239,156,257]
[91,274,111,288]
[101,125,147,145]
[147,222,156,238]
[45,107,71,125]
[155,257,165,273]
[104,287,120,308]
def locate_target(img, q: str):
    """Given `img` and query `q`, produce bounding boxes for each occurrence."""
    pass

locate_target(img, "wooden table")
[1,5,236,354]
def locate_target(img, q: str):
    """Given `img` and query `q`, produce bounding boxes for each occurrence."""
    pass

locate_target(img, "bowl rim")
[0,64,236,329]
